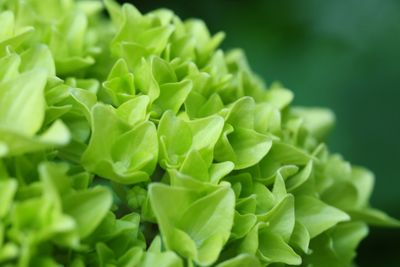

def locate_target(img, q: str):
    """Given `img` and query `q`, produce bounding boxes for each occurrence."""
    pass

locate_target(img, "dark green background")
[121,0,400,265]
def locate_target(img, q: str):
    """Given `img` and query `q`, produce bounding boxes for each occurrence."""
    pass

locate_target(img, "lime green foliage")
[0,0,398,266]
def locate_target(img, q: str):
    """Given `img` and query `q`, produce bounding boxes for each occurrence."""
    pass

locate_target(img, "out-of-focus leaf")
[296,196,350,238]
[0,70,47,135]
[63,186,112,238]
[0,179,17,218]
[216,253,261,267]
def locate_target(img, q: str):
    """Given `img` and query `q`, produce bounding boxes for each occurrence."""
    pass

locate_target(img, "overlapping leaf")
[0,0,398,266]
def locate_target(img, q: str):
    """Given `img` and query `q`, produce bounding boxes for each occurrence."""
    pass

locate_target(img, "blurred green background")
[122,0,400,265]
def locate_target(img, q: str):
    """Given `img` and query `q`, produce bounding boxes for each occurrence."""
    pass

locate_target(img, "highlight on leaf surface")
[0,0,398,266]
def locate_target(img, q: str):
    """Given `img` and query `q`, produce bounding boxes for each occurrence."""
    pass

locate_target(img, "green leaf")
[209,161,235,184]
[0,1,396,266]
[63,186,112,238]
[286,160,313,192]
[0,52,20,83]
[216,254,261,267]
[257,230,302,265]
[158,111,224,168]
[265,84,293,109]
[96,242,116,266]
[117,247,143,267]
[149,182,235,266]
[158,110,192,167]
[140,251,183,267]
[82,104,158,184]
[331,221,369,263]
[266,142,315,166]
[348,208,400,227]
[179,149,210,182]
[116,95,149,126]
[291,107,335,141]
[111,122,158,174]
[225,97,255,129]
[39,162,71,206]
[304,222,368,267]
[231,212,257,240]
[0,179,17,218]
[350,166,375,209]
[289,221,310,254]
[20,45,56,76]
[254,103,281,134]
[0,70,47,135]
[215,127,272,169]
[295,196,350,238]
[103,58,135,106]
[0,19,34,56]
[258,194,295,242]
[152,79,192,116]
[0,120,70,157]
[188,114,225,153]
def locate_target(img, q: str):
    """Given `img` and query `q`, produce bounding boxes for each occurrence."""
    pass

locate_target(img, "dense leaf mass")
[0,0,398,266]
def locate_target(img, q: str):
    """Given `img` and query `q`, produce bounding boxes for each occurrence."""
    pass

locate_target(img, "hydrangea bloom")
[0,0,398,266]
